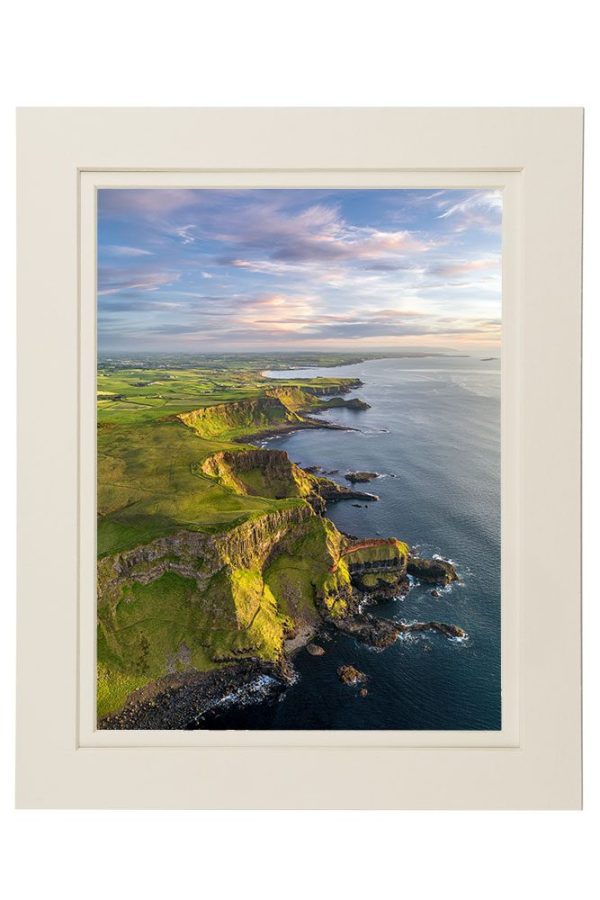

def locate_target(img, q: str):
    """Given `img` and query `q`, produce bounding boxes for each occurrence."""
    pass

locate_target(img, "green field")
[97,354,386,719]
[97,359,364,555]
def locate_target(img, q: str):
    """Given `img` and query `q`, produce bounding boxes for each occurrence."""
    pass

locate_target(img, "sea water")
[194,356,501,730]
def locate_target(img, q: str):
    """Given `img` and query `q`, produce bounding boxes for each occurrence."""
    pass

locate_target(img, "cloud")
[197,197,434,270]
[436,190,502,231]
[170,224,197,245]
[97,188,502,352]
[97,269,179,296]
[98,189,201,217]
[103,245,153,257]
[431,257,500,277]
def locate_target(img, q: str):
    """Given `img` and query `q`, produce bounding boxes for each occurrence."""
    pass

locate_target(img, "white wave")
[210,674,281,712]
[449,633,470,645]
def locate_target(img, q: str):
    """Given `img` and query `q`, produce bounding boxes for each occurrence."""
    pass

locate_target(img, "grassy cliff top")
[97,365,361,426]
[96,355,420,721]
[97,360,364,556]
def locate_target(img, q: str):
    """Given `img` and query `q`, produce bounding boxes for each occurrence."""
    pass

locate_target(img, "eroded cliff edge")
[98,446,461,729]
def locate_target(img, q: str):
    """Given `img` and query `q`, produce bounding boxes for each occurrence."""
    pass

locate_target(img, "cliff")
[98,517,461,725]
[177,384,369,442]
[265,385,369,412]
[199,447,378,512]
[178,395,302,440]
[97,375,461,728]
[97,505,354,722]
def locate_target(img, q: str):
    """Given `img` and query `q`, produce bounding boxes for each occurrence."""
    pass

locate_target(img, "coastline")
[98,660,288,730]
[238,417,355,445]
[283,623,319,656]
[258,352,471,379]
[99,359,474,730]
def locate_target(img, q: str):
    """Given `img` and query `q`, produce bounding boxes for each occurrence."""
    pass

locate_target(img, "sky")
[97,188,502,354]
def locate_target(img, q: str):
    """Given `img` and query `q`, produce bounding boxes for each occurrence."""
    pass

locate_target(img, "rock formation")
[337,665,367,685]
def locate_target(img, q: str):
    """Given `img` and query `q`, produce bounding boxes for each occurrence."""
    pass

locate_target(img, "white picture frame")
[16,108,583,808]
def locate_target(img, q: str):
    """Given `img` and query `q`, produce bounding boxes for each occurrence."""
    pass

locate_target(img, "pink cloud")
[432,258,500,278]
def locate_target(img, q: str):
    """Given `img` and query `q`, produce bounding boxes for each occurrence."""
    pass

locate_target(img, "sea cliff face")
[177,383,367,442]
[178,396,302,440]
[199,447,378,512]
[97,498,353,723]
[98,503,314,601]
[98,420,459,728]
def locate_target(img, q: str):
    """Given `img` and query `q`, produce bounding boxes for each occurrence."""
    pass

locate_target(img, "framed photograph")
[17,108,583,808]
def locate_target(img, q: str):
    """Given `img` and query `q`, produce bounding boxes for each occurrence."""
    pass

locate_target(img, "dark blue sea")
[196,356,501,730]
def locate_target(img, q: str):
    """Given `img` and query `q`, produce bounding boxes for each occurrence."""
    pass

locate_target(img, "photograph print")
[96,187,501,730]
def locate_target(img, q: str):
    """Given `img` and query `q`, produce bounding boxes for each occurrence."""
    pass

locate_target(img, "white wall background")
[1,2,597,898]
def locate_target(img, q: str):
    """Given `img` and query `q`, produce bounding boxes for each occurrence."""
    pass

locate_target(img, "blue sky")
[97,188,501,353]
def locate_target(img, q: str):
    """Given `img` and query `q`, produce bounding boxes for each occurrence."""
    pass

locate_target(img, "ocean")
[193,355,501,730]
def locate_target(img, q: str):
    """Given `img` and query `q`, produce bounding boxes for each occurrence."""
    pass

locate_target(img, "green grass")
[98,419,305,556]
[342,539,410,566]
[97,564,294,718]
[200,449,318,501]
[264,517,351,620]
[97,363,364,556]
[361,572,399,587]
[96,357,382,718]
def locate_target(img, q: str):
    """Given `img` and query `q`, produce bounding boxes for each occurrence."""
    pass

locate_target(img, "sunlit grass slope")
[96,358,377,719]
[97,365,358,556]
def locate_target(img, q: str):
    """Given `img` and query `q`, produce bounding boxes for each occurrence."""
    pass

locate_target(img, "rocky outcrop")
[199,447,378,512]
[314,478,379,505]
[401,621,466,639]
[300,378,364,396]
[201,448,314,500]
[339,542,457,599]
[330,612,466,649]
[337,665,367,685]
[407,556,458,584]
[345,471,379,483]
[318,540,462,649]
[332,612,402,649]
[318,397,371,411]
[322,538,410,598]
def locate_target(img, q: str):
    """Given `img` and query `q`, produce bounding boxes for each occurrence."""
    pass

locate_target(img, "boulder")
[407,556,458,584]
[337,665,367,685]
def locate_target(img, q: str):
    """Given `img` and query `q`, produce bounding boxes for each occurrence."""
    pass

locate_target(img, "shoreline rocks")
[315,479,379,504]
[98,659,288,730]
[337,665,367,685]
[320,397,370,411]
[100,369,466,728]
[402,621,466,639]
[407,556,458,584]
[330,612,467,649]
[345,471,379,483]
